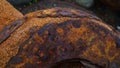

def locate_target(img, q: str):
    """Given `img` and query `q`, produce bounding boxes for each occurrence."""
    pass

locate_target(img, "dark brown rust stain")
[85,21,120,48]
[6,20,92,68]
[4,8,120,68]
[5,18,120,68]
[85,21,109,37]
[27,7,102,21]
[116,38,120,48]
[72,20,81,28]
[22,63,37,68]
[0,18,26,44]
[7,56,23,64]
[6,19,119,68]
[87,21,120,48]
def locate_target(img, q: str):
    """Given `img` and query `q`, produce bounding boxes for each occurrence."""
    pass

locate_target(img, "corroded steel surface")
[0,0,23,67]
[0,7,119,68]
[0,7,98,68]
[0,0,23,32]
[0,1,120,68]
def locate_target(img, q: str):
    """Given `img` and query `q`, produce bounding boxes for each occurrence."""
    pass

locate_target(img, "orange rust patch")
[0,7,119,68]
[104,34,119,62]
[57,28,64,36]
[34,33,44,44]
[0,0,23,31]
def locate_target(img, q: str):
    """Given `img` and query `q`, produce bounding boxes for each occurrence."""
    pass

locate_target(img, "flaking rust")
[0,0,120,68]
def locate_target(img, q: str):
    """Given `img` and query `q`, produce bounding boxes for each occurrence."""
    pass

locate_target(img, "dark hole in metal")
[50,58,102,68]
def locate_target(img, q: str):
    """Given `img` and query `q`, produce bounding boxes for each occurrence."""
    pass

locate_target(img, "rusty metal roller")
[0,0,120,68]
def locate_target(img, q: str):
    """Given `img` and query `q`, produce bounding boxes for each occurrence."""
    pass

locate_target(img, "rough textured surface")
[0,7,97,68]
[0,1,120,68]
[0,0,23,32]
[0,7,119,68]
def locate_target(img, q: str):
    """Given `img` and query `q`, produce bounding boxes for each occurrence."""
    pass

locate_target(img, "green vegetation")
[29,0,38,5]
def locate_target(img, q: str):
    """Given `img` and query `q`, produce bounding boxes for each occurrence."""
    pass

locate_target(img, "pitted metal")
[0,0,120,68]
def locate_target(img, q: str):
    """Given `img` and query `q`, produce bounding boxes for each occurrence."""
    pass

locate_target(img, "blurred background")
[7,0,120,31]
